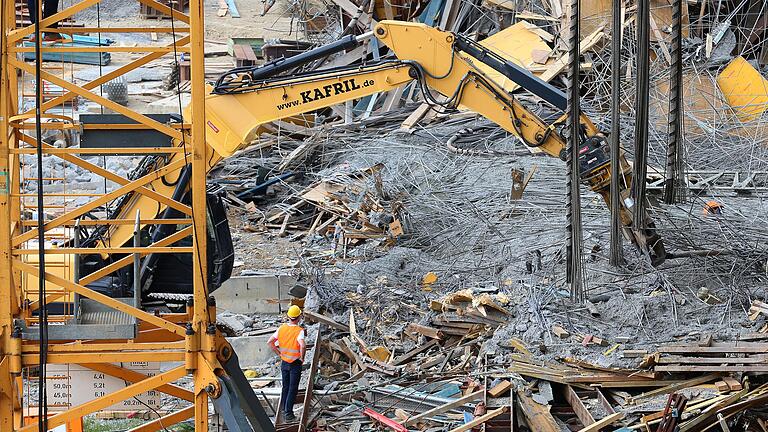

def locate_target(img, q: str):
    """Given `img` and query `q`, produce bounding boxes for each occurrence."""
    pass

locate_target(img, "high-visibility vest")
[277,324,303,363]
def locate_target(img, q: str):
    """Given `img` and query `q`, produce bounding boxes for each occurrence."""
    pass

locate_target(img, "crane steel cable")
[31,1,49,430]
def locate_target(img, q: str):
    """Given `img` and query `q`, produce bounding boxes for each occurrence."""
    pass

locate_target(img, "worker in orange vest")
[703,200,723,216]
[268,305,306,422]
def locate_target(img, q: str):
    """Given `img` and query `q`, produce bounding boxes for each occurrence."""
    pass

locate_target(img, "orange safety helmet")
[703,200,723,215]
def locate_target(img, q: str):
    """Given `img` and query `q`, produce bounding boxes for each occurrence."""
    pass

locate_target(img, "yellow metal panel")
[717,56,768,122]
[21,351,185,365]
[474,21,552,93]
[23,342,185,353]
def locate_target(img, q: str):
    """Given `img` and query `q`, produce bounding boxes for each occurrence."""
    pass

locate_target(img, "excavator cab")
[76,185,234,301]
[61,114,235,309]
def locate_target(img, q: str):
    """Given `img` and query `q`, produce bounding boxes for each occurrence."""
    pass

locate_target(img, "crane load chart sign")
[45,362,162,411]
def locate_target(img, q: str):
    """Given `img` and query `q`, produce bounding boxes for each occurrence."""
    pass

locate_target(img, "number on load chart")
[45,363,161,411]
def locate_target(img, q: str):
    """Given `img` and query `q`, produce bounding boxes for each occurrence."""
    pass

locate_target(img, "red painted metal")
[362,408,408,432]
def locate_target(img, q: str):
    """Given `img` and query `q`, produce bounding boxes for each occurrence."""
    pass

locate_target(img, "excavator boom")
[203,21,666,265]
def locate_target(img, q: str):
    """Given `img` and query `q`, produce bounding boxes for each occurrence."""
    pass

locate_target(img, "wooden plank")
[659,343,768,354]
[576,412,625,432]
[217,0,228,16]
[233,44,245,59]
[324,45,367,68]
[297,329,322,431]
[657,355,767,364]
[488,380,512,398]
[564,385,595,427]
[406,323,443,340]
[679,388,746,432]
[448,407,508,432]
[304,310,349,332]
[328,0,372,26]
[656,365,768,372]
[242,45,258,62]
[632,373,721,402]
[538,29,604,83]
[517,389,559,432]
[715,381,731,392]
[595,388,616,414]
[722,377,743,391]
[391,339,438,366]
[399,102,433,131]
[380,85,406,112]
[552,325,570,339]
[648,11,671,63]
[402,389,483,426]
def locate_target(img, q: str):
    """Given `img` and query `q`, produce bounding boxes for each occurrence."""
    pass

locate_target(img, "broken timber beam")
[304,310,349,332]
[517,389,560,432]
[576,412,625,432]
[564,385,595,427]
[631,373,721,402]
[391,339,438,366]
[407,323,444,340]
[448,407,509,432]
[402,389,484,426]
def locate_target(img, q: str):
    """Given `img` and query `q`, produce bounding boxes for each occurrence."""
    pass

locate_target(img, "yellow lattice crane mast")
[0,1,268,431]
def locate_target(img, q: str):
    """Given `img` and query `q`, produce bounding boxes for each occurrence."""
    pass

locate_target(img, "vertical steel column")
[133,210,141,313]
[74,218,81,318]
[566,0,585,301]
[0,0,18,427]
[188,0,210,429]
[609,0,624,266]
[664,0,685,204]
[632,0,651,231]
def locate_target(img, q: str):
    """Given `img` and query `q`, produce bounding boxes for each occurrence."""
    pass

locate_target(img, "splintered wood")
[259,164,404,245]
[653,341,768,372]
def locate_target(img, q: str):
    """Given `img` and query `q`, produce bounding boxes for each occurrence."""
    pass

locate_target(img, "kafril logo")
[276,78,374,111]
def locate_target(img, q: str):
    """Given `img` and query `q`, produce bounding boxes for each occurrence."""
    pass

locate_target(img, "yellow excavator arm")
[103,20,665,266]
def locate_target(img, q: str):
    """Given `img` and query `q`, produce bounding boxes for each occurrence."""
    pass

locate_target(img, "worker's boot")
[284,411,296,422]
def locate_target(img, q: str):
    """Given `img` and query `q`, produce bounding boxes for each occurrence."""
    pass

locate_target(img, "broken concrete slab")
[218,311,255,333]
[228,334,276,367]
[213,274,297,314]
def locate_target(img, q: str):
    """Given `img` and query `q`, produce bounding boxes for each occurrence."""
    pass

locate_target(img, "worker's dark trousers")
[280,360,302,415]
[27,0,60,26]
